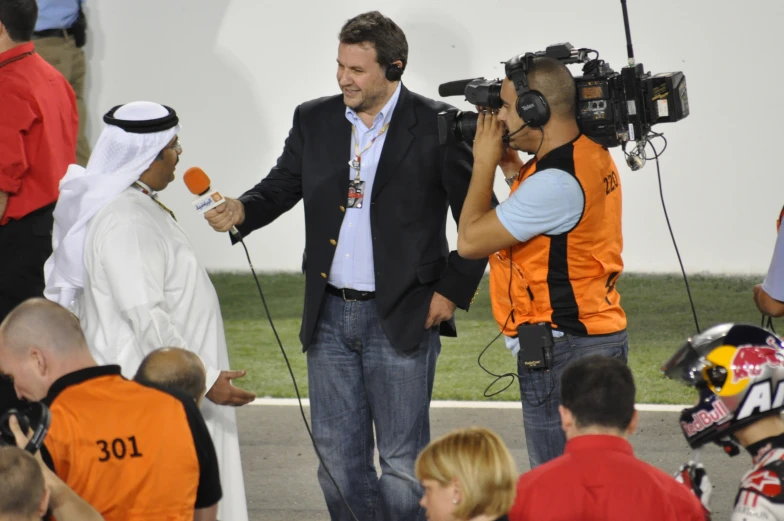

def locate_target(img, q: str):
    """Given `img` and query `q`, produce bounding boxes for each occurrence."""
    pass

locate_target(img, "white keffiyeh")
[44,101,181,310]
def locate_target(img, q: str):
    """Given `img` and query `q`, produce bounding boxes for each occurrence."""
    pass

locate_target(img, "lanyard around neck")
[131,181,177,221]
[349,122,390,180]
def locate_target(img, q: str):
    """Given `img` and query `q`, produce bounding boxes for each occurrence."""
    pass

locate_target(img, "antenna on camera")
[620,0,636,67]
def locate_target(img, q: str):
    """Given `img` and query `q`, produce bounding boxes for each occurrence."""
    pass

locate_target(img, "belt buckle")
[341,288,358,302]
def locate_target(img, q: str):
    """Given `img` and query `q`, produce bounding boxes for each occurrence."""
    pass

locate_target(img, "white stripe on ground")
[249,397,687,412]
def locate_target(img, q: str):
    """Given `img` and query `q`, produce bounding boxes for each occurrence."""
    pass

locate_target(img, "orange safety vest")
[489,135,627,336]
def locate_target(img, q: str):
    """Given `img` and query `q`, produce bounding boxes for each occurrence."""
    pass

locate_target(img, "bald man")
[134,347,207,405]
[457,56,628,468]
[0,298,221,521]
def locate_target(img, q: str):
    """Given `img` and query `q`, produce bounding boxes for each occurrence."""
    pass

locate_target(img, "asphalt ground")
[237,402,746,520]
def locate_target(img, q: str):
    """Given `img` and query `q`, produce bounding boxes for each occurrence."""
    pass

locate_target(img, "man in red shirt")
[0,0,77,420]
[0,0,78,324]
[509,355,706,521]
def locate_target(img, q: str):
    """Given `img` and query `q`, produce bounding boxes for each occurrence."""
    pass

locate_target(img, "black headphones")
[0,402,51,454]
[385,63,403,82]
[504,53,550,128]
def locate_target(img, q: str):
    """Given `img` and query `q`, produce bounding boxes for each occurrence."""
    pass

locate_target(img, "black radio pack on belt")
[517,322,555,371]
[71,2,87,48]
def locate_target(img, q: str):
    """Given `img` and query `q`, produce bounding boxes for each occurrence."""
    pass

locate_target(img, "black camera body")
[437,42,689,149]
[436,77,503,145]
[572,52,689,148]
[0,402,51,454]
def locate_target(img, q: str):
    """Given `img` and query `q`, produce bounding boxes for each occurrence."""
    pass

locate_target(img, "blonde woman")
[415,427,517,521]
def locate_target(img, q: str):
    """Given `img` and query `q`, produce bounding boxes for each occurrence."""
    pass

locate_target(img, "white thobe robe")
[75,187,248,521]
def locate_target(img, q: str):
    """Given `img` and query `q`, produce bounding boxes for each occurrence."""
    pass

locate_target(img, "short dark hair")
[529,56,577,120]
[339,11,408,71]
[0,446,45,518]
[561,355,635,431]
[0,0,38,42]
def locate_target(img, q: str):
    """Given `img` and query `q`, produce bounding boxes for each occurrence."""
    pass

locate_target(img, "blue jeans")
[307,294,441,521]
[517,329,629,469]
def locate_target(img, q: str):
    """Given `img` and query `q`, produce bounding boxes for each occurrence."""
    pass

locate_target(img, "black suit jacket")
[236,84,489,352]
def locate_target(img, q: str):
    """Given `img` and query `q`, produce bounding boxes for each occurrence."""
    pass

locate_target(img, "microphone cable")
[646,133,701,333]
[475,127,557,401]
[232,230,361,521]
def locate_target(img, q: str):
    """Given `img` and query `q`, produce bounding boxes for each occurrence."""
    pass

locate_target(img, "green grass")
[210,272,784,404]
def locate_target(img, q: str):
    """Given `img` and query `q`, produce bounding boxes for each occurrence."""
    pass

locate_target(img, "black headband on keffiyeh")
[103,104,179,134]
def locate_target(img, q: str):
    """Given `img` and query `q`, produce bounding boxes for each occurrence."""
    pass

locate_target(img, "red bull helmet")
[662,323,784,455]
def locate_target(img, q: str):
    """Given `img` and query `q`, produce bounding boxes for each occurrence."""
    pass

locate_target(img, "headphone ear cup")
[25,402,50,453]
[385,64,402,82]
[516,91,550,128]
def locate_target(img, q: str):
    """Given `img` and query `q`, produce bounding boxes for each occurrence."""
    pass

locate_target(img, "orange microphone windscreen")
[183,167,211,195]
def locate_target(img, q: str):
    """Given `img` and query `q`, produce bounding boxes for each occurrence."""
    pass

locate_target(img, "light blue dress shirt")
[328,82,402,291]
[34,0,82,32]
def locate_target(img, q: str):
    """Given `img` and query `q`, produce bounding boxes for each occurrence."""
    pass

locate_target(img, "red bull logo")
[731,344,784,383]
[681,399,731,438]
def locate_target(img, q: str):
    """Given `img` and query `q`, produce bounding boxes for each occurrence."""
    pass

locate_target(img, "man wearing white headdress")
[43,101,256,521]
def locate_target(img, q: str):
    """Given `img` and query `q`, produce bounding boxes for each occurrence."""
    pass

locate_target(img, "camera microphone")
[182,167,240,237]
[438,78,476,97]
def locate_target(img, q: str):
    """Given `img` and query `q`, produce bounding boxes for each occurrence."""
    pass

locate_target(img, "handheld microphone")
[182,167,240,237]
[502,122,529,145]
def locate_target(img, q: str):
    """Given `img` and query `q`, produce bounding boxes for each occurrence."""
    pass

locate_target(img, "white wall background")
[80,0,782,274]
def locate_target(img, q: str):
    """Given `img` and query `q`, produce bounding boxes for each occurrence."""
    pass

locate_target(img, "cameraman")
[457,56,628,469]
[0,298,221,521]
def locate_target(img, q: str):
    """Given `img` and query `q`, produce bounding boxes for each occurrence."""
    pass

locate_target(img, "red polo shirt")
[0,42,77,225]
[509,435,705,521]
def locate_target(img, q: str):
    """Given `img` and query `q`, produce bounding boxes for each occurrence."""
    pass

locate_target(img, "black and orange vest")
[489,134,626,336]
[43,366,200,521]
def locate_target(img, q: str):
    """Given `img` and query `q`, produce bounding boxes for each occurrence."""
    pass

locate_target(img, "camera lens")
[486,83,503,110]
[455,111,479,144]
[437,108,482,146]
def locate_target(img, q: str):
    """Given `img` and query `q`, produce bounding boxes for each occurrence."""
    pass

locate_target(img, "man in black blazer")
[206,11,488,521]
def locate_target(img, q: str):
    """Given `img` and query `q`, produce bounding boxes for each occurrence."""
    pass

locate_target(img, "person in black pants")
[0,0,77,417]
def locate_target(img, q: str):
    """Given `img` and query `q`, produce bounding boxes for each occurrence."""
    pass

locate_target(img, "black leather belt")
[325,285,375,302]
[33,27,75,38]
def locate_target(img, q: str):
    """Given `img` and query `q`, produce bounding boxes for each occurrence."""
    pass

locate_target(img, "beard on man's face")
[344,85,385,113]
